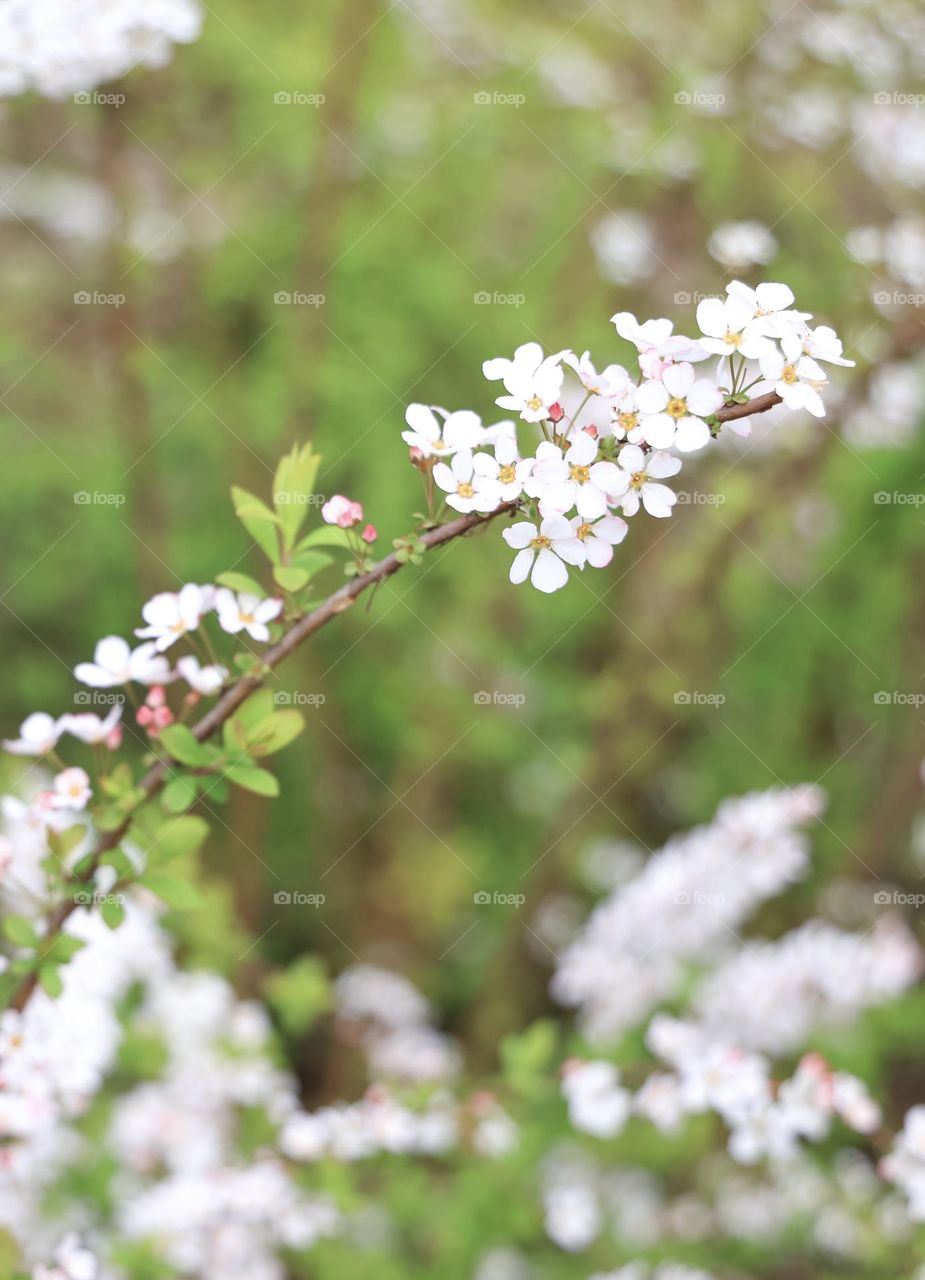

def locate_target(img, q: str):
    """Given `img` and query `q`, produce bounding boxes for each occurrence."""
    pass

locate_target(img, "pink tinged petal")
[531,548,569,592]
[509,548,535,585]
[639,414,676,449]
[755,282,794,312]
[646,450,682,479]
[594,516,629,545]
[503,522,538,550]
[696,297,726,338]
[641,482,677,517]
[662,362,695,397]
[635,380,668,413]
[617,443,645,473]
[674,418,711,452]
[585,537,614,568]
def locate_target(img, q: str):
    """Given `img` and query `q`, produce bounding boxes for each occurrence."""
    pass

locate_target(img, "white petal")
[404,403,439,440]
[509,548,534,584]
[639,414,676,449]
[531,548,569,592]
[432,463,457,494]
[755,282,794,312]
[646,450,682,479]
[696,297,726,338]
[618,444,646,472]
[662,362,694,397]
[674,417,711,452]
[635,379,668,414]
[540,513,574,541]
[641,482,677,517]
[565,431,597,465]
[593,516,629,545]
[502,522,537,550]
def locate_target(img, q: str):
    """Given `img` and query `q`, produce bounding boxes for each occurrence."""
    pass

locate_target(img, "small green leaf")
[273,565,310,592]
[225,763,280,797]
[4,915,37,948]
[247,709,305,757]
[298,526,354,552]
[38,962,63,999]
[216,571,266,597]
[159,725,213,767]
[232,486,281,562]
[273,443,322,549]
[162,775,200,814]
[101,899,126,929]
[143,874,202,910]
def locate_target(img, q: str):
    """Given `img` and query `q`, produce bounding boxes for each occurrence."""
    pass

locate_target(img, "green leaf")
[4,915,37,948]
[292,549,334,578]
[38,962,63,999]
[273,565,310,592]
[159,724,213,767]
[47,824,87,862]
[273,442,321,549]
[101,898,126,929]
[142,874,202,910]
[138,813,210,865]
[215,571,266,597]
[223,717,250,755]
[232,486,281,563]
[297,525,354,552]
[246,709,305,757]
[49,934,87,962]
[265,956,332,1036]
[225,763,280,797]
[162,775,199,814]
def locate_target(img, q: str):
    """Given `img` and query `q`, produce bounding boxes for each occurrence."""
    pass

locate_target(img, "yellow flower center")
[498,464,516,485]
[569,464,591,484]
[457,482,475,499]
[666,397,687,420]
[617,411,638,432]
[575,522,594,541]
[781,365,798,385]
[526,395,544,412]
[531,534,552,550]
[725,331,742,347]
[240,612,255,624]
[170,621,186,634]
[630,471,647,489]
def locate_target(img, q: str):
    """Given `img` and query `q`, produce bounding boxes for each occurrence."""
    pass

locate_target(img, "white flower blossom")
[74,636,170,687]
[214,590,282,643]
[402,404,484,458]
[502,516,586,593]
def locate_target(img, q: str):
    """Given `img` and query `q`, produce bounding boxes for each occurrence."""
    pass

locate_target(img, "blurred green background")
[2,0,924,1108]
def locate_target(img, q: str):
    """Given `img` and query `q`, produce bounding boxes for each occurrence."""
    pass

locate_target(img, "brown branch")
[6,391,783,1014]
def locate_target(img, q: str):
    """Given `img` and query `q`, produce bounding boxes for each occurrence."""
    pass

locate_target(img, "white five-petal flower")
[433,449,503,514]
[60,705,123,745]
[759,332,829,418]
[696,293,776,360]
[74,636,170,687]
[471,437,533,503]
[502,516,586,593]
[176,655,228,696]
[2,712,62,756]
[635,362,723,452]
[725,280,809,336]
[614,445,682,518]
[402,405,484,458]
[135,583,211,652]
[215,590,282,642]
[526,434,623,520]
[570,514,628,568]
[611,312,707,378]
[484,342,566,423]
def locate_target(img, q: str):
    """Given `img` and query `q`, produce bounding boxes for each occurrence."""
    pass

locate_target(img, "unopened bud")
[548,402,565,424]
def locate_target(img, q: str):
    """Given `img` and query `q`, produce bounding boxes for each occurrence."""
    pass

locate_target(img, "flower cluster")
[0,0,203,99]
[402,284,853,592]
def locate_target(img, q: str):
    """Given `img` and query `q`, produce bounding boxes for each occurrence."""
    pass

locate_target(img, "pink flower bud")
[146,685,166,709]
[548,402,565,424]
[361,523,377,544]
[105,725,123,751]
[136,705,154,727]
[152,705,174,730]
[184,690,201,707]
[584,424,599,439]
[322,495,364,528]
[408,446,425,465]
